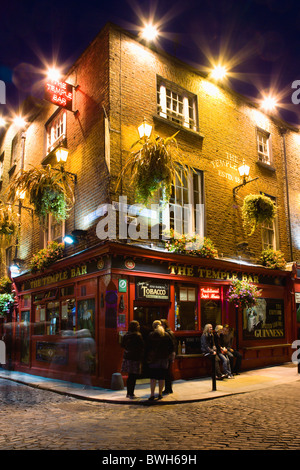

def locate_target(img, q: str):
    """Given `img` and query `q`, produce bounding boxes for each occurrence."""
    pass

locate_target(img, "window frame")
[256,127,272,165]
[260,194,278,251]
[46,110,67,155]
[157,76,198,131]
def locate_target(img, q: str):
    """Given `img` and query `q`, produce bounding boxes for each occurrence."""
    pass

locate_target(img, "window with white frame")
[261,195,277,250]
[157,77,197,131]
[257,129,271,165]
[161,168,204,237]
[46,111,66,154]
[43,215,65,246]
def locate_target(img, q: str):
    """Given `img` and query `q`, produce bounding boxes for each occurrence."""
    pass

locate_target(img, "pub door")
[133,303,169,341]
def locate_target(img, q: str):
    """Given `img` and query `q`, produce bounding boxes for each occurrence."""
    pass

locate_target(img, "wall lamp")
[63,229,87,245]
[55,144,77,183]
[138,119,152,139]
[233,160,259,199]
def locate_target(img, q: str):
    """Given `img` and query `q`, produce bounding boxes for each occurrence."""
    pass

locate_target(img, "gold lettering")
[71,268,76,278]
[206,270,212,278]
[186,267,193,277]
[81,265,87,275]
[220,271,227,280]
[177,266,186,276]
[242,274,248,281]
[253,275,259,283]
[169,265,177,275]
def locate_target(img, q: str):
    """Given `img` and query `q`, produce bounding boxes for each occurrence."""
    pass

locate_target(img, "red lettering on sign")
[200,287,221,300]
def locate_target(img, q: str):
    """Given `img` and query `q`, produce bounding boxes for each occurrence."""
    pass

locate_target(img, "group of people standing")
[121,319,242,399]
[121,319,176,400]
[201,323,242,380]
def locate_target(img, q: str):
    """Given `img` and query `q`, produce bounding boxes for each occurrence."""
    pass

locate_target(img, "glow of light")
[13,116,26,128]
[261,95,277,112]
[141,23,159,41]
[211,64,227,81]
[0,117,6,127]
[47,67,62,82]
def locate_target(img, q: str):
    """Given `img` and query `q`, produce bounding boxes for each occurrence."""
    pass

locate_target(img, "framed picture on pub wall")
[78,298,95,337]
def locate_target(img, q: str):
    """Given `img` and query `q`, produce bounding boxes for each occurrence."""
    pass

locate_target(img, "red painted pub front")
[7,241,296,388]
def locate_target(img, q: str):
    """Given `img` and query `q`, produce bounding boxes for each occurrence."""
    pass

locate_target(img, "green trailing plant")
[0,200,19,248]
[242,193,277,235]
[0,293,14,316]
[7,165,75,223]
[118,132,194,205]
[29,241,65,273]
[227,279,262,309]
[164,229,218,258]
[259,248,286,270]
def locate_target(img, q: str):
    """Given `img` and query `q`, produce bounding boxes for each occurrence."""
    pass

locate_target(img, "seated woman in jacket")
[121,320,144,399]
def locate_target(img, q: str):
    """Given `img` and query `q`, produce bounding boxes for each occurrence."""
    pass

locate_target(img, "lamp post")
[233,160,259,199]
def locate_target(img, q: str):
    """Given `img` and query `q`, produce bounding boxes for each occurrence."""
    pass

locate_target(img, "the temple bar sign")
[45,79,73,111]
[169,264,260,283]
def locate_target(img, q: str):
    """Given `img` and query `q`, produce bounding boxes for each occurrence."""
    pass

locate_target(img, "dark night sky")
[0,0,300,125]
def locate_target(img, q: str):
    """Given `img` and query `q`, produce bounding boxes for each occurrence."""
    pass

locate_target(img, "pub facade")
[0,23,299,387]
[10,240,294,388]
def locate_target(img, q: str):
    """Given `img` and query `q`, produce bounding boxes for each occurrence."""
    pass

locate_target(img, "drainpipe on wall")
[280,127,293,262]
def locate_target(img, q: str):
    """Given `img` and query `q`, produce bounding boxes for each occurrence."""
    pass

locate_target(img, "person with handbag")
[121,320,144,399]
[146,320,174,401]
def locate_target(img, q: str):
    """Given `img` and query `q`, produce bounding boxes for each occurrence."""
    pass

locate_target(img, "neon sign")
[45,79,73,111]
[200,287,221,300]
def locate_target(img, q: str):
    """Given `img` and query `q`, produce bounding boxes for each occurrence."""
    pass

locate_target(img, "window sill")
[256,160,276,172]
[153,115,204,141]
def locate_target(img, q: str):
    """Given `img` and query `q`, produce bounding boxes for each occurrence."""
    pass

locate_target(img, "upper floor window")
[161,168,204,237]
[43,215,65,247]
[46,111,66,154]
[257,128,271,165]
[157,77,197,131]
[261,195,277,250]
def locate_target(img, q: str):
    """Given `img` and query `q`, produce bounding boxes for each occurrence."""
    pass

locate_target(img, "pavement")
[0,362,299,405]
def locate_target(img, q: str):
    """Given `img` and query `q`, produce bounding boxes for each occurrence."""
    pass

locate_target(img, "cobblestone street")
[1,377,300,451]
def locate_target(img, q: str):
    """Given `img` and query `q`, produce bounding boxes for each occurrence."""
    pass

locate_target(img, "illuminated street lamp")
[13,115,26,128]
[211,64,227,81]
[141,23,159,41]
[47,67,62,82]
[233,159,258,198]
[138,119,152,139]
[261,95,277,112]
[0,117,6,127]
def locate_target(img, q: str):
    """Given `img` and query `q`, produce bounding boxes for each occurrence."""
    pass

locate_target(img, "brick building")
[0,23,299,387]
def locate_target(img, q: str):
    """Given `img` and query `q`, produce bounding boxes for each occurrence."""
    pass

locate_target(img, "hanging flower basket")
[7,165,75,223]
[0,293,14,316]
[242,194,277,235]
[164,229,218,258]
[227,279,262,309]
[259,248,286,270]
[29,241,65,273]
[0,200,19,248]
[118,132,193,205]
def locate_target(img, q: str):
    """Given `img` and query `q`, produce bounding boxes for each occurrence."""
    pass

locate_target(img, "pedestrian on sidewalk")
[201,324,224,380]
[214,325,234,378]
[223,324,242,375]
[121,320,144,399]
[146,320,173,400]
[161,319,177,395]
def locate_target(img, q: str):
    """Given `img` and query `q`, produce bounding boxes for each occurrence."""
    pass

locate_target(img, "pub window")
[43,214,65,247]
[261,194,278,250]
[200,286,222,329]
[157,77,197,131]
[161,168,204,236]
[257,128,272,165]
[46,110,66,154]
[175,285,198,331]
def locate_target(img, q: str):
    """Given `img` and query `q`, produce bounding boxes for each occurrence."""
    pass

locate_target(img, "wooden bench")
[242,343,292,359]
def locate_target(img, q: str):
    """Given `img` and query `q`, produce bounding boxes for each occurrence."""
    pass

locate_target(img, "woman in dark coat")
[146,320,173,400]
[121,320,144,399]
